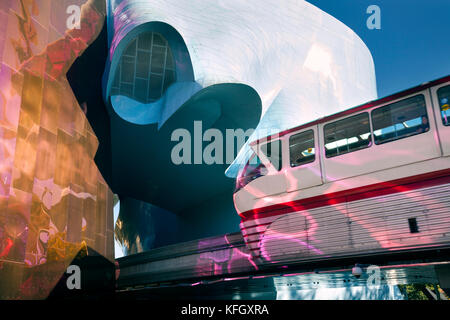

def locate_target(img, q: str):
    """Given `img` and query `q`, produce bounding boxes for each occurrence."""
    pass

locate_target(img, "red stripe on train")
[240,168,450,223]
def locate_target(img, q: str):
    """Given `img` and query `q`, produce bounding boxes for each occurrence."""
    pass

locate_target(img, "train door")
[431,82,450,156]
[284,127,323,192]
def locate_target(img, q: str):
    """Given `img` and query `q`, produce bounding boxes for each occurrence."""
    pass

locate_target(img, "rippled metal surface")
[105,0,378,176]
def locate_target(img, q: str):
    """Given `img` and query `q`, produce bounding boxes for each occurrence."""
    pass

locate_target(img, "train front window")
[289,130,315,167]
[260,140,283,171]
[438,85,450,126]
[324,113,372,158]
[371,94,428,145]
[235,153,268,192]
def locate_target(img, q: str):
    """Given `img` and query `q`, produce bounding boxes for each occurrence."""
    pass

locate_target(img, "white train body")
[234,76,450,263]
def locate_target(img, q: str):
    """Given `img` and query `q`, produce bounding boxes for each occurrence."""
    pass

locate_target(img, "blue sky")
[307,0,450,98]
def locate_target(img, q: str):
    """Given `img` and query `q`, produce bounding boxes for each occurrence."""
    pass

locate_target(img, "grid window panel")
[136,51,150,79]
[150,46,166,74]
[149,74,163,100]
[138,33,152,51]
[134,78,148,102]
[112,32,177,103]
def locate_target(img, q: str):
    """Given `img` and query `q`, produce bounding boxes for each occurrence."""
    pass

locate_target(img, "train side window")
[260,140,283,171]
[289,130,315,167]
[371,94,429,145]
[324,113,372,158]
[437,85,450,126]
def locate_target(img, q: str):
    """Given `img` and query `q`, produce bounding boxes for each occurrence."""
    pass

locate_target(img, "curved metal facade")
[104,0,377,176]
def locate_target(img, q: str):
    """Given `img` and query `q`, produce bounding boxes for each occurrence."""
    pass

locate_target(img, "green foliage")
[404,284,429,300]
[398,283,447,300]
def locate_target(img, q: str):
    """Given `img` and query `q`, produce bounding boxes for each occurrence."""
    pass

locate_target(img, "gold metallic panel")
[0,0,112,299]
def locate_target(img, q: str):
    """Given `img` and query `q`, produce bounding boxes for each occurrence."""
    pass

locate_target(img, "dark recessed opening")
[408,218,419,233]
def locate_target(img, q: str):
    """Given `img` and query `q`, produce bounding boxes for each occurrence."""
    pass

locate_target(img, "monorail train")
[234,75,450,264]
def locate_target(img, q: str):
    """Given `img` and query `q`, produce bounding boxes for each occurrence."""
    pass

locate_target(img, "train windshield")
[235,152,268,192]
[260,139,283,171]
